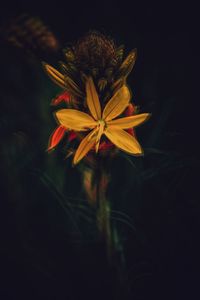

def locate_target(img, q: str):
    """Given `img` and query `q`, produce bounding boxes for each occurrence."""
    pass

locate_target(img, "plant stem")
[96,165,112,259]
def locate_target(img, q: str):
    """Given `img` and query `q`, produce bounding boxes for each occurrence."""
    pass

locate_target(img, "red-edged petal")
[98,141,114,151]
[125,103,135,116]
[48,125,66,150]
[68,131,77,142]
[125,103,135,136]
[51,91,71,106]
[127,128,135,136]
[90,140,114,152]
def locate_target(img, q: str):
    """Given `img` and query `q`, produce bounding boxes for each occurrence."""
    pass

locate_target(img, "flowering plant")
[43,31,150,255]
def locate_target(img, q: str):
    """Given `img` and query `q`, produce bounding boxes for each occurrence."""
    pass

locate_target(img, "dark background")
[0,1,199,299]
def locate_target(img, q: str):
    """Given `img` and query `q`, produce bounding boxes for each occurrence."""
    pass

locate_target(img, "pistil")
[95,119,106,153]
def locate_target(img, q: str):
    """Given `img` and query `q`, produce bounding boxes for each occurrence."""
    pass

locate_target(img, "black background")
[0,1,200,300]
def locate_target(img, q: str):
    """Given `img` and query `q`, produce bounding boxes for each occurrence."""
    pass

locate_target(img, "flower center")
[97,119,106,133]
[97,119,105,127]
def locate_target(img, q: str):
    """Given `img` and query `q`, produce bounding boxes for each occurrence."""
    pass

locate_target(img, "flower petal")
[98,141,114,151]
[73,129,97,165]
[65,76,84,98]
[86,77,101,120]
[104,127,143,155]
[43,63,65,88]
[68,131,77,142]
[118,48,137,78]
[107,113,150,129]
[51,91,71,106]
[55,109,97,131]
[102,85,131,121]
[95,122,104,153]
[48,125,66,150]
[127,128,135,136]
[125,103,135,116]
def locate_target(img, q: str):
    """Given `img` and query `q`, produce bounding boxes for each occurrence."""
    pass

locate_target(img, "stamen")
[95,120,105,153]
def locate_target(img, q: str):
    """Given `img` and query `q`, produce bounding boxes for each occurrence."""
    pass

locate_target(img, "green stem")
[96,166,112,259]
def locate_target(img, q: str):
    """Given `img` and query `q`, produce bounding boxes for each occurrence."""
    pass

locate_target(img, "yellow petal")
[111,78,125,94]
[43,63,65,88]
[95,121,105,153]
[102,85,131,121]
[107,113,150,129]
[73,129,97,164]
[86,77,101,120]
[55,109,97,131]
[104,127,143,155]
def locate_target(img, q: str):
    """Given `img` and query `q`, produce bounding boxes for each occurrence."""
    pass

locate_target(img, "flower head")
[44,32,150,164]
[43,31,138,100]
[54,77,150,165]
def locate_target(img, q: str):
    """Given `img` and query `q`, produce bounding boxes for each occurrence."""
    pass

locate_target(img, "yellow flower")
[54,77,150,165]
